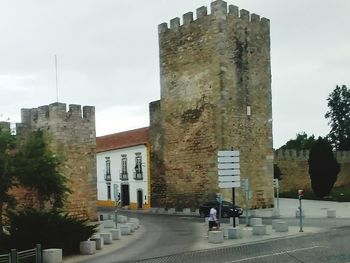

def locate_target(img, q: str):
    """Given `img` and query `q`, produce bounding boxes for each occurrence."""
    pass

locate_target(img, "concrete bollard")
[158,208,166,214]
[120,224,132,235]
[275,221,288,232]
[90,237,104,250]
[150,208,159,214]
[127,220,138,230]
[42,248,63,263]
[100,233,113,244]
[208,231,224,243]
[110,228,121,240]
[229,217,240,226]
[129,218,140,228]
[227,227,242,239]
[167,208,176,214]
[250,218,262,226]
[327,209,336,218]
[126,222,135,232]
[102,220,116,228]
[272,219,283,229]
[79,241,96,255]
[183,208,191,215]
[252,224,267,235]
[272,209,280,218]
[117,215,128,223]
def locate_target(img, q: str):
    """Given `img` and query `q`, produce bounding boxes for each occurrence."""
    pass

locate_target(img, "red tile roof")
[96,127,149,153]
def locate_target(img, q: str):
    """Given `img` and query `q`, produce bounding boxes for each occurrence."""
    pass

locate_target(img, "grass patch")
[280,186,350,202]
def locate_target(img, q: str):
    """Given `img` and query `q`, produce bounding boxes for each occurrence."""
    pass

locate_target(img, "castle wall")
[275,150,350,193]
[20,102,97,220]
[150,0,273,209]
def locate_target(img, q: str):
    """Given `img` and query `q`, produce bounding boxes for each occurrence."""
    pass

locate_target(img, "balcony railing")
[104,173,111,181]
[120,172,128,181]
[133,172,143,180]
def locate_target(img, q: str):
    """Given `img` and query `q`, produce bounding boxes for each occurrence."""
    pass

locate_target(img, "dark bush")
[5,209,97,255]
[308,137,340,198]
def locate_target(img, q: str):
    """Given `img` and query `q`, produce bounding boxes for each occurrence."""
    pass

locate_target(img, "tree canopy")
[308,137,340,198]
[325,85,350,150]
[15,131,70,209]
[279,132,317,150]
[0,124,16,236]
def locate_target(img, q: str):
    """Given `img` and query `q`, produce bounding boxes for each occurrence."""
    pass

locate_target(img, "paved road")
[82,213,203,263]
[136,226,350,263]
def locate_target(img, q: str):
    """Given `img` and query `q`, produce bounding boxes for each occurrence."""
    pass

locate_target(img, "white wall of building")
[96,144,149,208]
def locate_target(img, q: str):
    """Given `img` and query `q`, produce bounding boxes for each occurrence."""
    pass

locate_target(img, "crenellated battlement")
[21,102,95,125]
[158,0,269,35]
[274,149,350,160]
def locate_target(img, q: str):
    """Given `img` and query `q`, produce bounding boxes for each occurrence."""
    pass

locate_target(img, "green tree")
[15,131,70,209]
[308,137,340,198]
[0,124,16,237]
[279,132,317,150]
[325,85,350,150]
[273,164,282,180]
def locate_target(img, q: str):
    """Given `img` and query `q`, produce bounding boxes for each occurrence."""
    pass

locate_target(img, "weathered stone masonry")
[150,0,274,209]
[275,150,350,193]
[19,102,97,220]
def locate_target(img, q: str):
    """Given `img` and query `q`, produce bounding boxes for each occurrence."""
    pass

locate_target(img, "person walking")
[208,204,219,233]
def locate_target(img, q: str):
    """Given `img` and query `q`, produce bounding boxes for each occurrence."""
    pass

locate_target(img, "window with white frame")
[134,152,143,180]
[120,154,128,180]
[105,157,111,181]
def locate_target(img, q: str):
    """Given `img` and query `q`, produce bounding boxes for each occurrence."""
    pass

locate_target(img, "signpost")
[241,178,251,226]
[273,178,280,210]
[113,184,119,228]
[298,189,304,232]
[217,150,240,227]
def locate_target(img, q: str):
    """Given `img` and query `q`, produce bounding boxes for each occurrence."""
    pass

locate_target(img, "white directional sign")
[218,169,240,176]
[217,150,241,189]
[218,150,240,157]
[218,181,241,188]
[218,163,240,169]
[218,156,240,163]
[218,175,241,182]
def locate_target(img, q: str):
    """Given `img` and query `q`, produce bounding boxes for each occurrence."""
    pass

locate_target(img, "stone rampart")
[274,149,350,193]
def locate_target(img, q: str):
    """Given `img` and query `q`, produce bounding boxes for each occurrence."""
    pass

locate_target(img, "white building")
[96,127,150,209]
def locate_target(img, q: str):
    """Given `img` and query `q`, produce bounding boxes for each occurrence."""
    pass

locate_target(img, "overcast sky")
[0,0,349,148]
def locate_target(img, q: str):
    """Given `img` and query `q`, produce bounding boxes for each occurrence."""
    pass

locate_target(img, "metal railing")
[0,244,42,263]
[0,253,9,263]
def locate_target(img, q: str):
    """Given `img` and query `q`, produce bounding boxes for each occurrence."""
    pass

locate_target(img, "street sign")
[218,181,241,188]
[218,150,240,189]
[218,156,240,163]
[218,150,240,157]
[218,163,240,169]
[218,169,240,176]
[218,175,240,182]
[241,178,249,192]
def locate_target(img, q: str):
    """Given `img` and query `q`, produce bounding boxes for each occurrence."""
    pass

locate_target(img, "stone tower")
[150,0,274,209]
[20,102,97,220]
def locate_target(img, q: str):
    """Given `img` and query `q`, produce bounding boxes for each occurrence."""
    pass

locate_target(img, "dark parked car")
[199,200,243,218]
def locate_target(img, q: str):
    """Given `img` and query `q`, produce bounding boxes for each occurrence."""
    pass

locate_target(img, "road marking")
[224,246,323,263]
